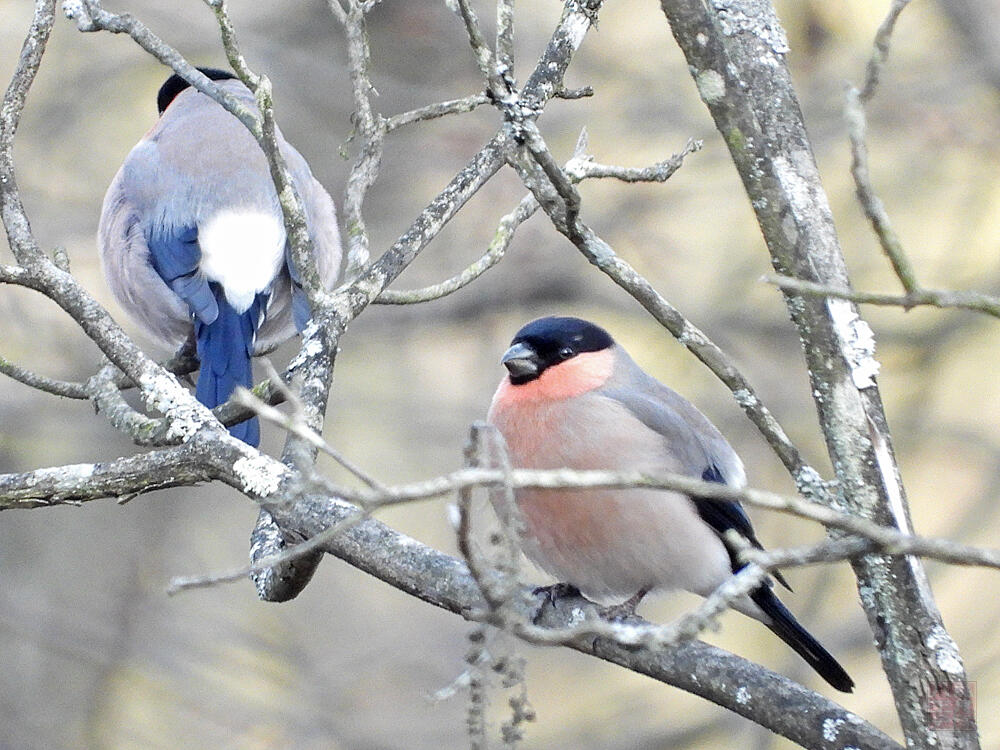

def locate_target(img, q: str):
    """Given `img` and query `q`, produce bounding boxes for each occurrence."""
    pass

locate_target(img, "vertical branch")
[328,0,383,277]
[1,0,56,266]
[847,0,918,294]
[207,0,325,307]
[658,1,978,746]
[495,0,515,81]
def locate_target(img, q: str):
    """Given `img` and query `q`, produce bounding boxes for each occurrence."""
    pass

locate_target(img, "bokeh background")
[2,1,999,748]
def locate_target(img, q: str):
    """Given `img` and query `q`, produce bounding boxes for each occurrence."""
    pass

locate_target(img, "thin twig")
[860,0,912,102]
[454,0,501,91]
[845,86,918,293]
[0,354,88,398]
[232,381,385,491]
[565,138,703,182]
[329,0,383,276]
[168,499,373,594]
[1,0,56,267]
[384,93,490,132]
[496,0,515,83]
[766,274,1000,318]
[375,193,537,304]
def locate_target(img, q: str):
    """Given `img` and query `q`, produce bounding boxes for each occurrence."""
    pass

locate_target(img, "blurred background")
[2,0,999,747]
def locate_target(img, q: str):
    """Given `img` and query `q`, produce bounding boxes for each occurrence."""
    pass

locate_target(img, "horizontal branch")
[259,489,899,749]
[385,93,490,132]
[564,138,703,182]
[331,466,1000,571]
[766,274,1000,319]
[0,440,216,509]
[0,352,88,398]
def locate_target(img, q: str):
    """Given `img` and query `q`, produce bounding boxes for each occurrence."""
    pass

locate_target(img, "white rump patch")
[199,210,286,313]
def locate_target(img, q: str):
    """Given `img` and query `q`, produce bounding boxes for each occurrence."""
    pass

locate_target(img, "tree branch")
[658,0,978,745]
[259,486,899,750]
[766,274,1000,318]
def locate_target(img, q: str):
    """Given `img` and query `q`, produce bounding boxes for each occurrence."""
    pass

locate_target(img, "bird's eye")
[558,346,574,360]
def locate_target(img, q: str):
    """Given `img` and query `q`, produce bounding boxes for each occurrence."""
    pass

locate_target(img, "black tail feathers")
[752,585,854,693]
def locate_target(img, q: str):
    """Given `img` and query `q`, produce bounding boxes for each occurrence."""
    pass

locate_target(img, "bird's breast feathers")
[489,389,673,472]
[487,391,732,600]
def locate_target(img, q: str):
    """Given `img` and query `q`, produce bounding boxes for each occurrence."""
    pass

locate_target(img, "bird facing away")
[99,68,343,446]
[487,316,854,693]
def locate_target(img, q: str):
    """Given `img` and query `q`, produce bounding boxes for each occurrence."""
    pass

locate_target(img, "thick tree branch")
[259,489,898,750]
[0,440,217,509]
[658,0,978,745]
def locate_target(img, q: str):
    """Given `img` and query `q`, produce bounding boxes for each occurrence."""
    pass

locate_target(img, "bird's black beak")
[501,341,540,379]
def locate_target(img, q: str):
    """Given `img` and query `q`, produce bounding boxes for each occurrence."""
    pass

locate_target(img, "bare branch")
[331,0,603,323]
[565,138,702,182]
[63,2,261,134]
[85,361,164,443]
[766,274,1000,318]
[259,487,899,749]
[505,131,825,502]
[376,192,537,305]
[495,0,515,81]
[846,85,918,293]
[0,441,216,509]
[21,442,988,574]
[1,245,220,443]
[233,377,385,491]
[860,0,912,102]
[384,93,490,132]
[377,138,701,306]
[169,499,373,595]
[453,0,503,94]
[1,0,56,266]
[330,0,383,276]
[0,353,88,398]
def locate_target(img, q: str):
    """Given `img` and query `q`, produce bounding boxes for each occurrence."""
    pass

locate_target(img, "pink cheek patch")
[495,349,615,404]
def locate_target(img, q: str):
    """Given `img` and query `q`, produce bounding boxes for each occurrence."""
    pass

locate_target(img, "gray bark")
[658,0,979,746]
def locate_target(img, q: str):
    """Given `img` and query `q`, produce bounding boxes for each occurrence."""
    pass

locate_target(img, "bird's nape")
[156,67,236,114]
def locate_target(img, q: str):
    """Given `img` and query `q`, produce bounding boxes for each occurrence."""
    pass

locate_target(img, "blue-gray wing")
[602,361,790,589]
[97,166,194,349]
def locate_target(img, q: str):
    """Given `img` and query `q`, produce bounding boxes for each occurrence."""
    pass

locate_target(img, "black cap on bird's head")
[501,316,615,385]
[157,67,237,114]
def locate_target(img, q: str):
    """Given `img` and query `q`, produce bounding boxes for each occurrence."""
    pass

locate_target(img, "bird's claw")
[598,588,648,623]
[531,582,582,624]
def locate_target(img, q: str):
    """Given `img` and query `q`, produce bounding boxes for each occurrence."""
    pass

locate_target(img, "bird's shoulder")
[600,363,745,486]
